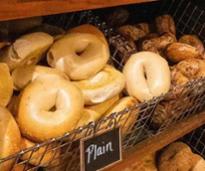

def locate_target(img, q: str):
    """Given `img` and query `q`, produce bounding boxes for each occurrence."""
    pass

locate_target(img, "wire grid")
[183,125,205,158]
[1,1,205,170]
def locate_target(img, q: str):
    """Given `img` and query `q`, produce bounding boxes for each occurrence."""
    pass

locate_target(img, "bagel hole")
[76,49,85,56]
[49,105,57,112]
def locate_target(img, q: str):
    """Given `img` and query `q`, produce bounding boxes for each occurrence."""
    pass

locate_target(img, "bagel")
[20,137,60,167]
[159,142,203,171]
[12,164,31,171]
[123,51,170,102]
[16,78,84,142]
[12,65,69,90]
[0,32,54,70]
[0,63,13,106]
[68,24,108,46]
[166,42,200,63]
[47,32,109,80]
[86,94,120,116]
[76,109,101,128]
[179,34,204,56]
[0,107,21,171]
[155,14,176,35]
[105,96,139,136]
[73,65,125,105]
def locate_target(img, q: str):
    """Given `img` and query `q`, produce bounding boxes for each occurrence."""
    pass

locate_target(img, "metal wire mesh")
[1,0,205,170]
[183,125,205,158]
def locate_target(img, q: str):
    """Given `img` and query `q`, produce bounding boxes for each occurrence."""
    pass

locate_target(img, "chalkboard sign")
[80,128,122,171]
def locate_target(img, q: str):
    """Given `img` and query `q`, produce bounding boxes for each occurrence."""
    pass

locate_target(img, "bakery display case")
[1,0,205,170]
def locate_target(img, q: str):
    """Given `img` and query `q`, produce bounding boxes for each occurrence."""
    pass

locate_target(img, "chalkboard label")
[80,128,122,171]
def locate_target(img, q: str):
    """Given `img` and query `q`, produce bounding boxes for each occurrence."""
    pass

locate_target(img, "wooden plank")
[103,111,205,171]
[0,0,157,21]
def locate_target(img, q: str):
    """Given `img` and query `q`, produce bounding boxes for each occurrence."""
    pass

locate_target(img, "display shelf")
[0,0,156,21]
[104,111,205,170]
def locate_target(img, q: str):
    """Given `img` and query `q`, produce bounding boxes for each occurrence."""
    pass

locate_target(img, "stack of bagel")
[116,13,205,128]
[0,21,170,170]
[0,12,204,171]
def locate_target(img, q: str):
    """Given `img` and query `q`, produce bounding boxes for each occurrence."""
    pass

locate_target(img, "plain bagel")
[20,137,60,167]
[16,77,84,142]
[73,65,125,105]
[12,65,69,90]
[68,24,108,46]
[0,32,54,70]
[47,32,109,80]
[123,51,170,102]
[0,63,13,107]
[0,107,21,171]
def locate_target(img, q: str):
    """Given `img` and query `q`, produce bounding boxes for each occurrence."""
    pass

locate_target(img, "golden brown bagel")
[118,25,148,41]
[171,58,205,86]
[123,51,171,102]
[0,63,13,106]
[105,96,139,136]
[179,34,204,56]
[17,77,84,142]
[86,94,120,116]
[0,107,21,171]
[47,32,109,80]
[166,42,200,63]
[12,65,69,90]
[159,142,204,171]
[0,32,54,70]
[20,138,60,167]
[68,24,108,46]
[73,65,125,105]
[76,109,101,128]
[11,164,31,171]
[155,14,176,35]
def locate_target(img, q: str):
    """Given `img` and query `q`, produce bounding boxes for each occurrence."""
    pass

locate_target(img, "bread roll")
[0,32,54,70]
[0,63,13,106]
[47,32,109,80]
[17,77,84,142]
[179,34,204,56]
[123,51,170,102]
[20,138,60,167]
[105,96,139,136]
[166,42,200,63]
[12,65,69,90]
[0,107,21,171]
[159,142,203,171]
[155,14,176,35]
[86,94,120,116]
[73,65,125,105]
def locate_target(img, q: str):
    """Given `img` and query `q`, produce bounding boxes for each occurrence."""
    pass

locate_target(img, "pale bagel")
[0,107,21,171]
[86,94,120,116]
[76,109,101,128]
[73,65,125,105]
[20,137,60,167]
[16,78,84,142]
[105,96,139,136]
[0,32,54,70]
[47,32,109,80]
[123,51,170,102]
[68,24,108,46]
[0,63,13,106]
[12,65,69,90]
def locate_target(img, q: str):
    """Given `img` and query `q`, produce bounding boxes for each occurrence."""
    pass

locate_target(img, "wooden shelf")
[0,0,156,21]
[103,111,205,170]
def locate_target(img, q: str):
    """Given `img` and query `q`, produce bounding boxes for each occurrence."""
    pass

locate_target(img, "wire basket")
[183,124,205,158]
[1,0,205,170]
